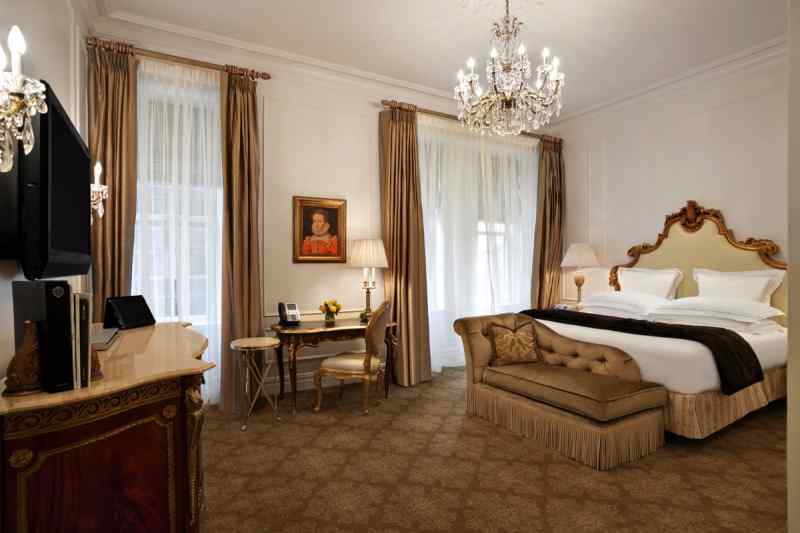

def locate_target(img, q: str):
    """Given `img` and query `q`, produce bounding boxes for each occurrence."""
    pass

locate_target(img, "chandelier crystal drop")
[454,0,564,136]
[0,26,47,173]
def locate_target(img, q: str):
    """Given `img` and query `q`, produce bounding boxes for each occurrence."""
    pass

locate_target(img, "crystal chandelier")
[454,0,565,136]
[0,26,47,173]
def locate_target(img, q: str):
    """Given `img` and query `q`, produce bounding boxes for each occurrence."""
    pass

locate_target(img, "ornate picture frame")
[292,196,347,263]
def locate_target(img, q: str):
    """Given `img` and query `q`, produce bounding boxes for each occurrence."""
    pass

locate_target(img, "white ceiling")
[100,0,786,115]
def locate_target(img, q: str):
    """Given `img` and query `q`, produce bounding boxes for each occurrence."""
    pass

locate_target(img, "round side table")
[230,336,281,431]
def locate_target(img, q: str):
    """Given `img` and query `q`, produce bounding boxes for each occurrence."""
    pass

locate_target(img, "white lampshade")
[350,239,388,268]
[561,243,599,269]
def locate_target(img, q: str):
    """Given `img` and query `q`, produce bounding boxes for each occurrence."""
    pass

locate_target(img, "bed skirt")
[467,383,665,470]
[666,366,786,439]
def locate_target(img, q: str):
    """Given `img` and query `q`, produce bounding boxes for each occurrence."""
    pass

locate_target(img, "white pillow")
[648,296,784,323]
[648,313,782,335]
[583,292,668,317]
[582,306,646,320]
[618,267,684,299]
[693,268,785,304]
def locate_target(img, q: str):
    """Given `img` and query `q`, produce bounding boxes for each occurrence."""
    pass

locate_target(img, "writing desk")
[270,319,398,414]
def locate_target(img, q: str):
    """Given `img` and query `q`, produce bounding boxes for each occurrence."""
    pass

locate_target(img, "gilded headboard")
[609,201,788,317]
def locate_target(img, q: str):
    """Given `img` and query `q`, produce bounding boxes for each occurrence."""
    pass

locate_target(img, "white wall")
[0,0,88,375]
[93,14,453,387]
[545,45,788,301]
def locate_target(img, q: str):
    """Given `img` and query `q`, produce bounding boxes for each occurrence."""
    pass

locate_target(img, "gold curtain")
[220,69,264,415]
[378,105,432,386]
[531,137,565,309]
[87,38,138,321]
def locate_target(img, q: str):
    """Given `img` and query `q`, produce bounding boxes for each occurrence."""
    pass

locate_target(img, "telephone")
[278,302,301,327]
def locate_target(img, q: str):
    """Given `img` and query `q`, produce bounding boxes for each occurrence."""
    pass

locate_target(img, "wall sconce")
[0,25,47,173]
[91,161,108,224]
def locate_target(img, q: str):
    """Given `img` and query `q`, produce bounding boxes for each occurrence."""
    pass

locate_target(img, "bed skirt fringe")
[666,366,786,439]
[468,384,664,470]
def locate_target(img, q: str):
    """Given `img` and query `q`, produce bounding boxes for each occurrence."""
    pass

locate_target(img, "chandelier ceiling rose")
[454,0,565,136]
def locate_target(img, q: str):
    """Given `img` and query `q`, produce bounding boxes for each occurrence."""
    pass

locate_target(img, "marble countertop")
[0,322,214,415]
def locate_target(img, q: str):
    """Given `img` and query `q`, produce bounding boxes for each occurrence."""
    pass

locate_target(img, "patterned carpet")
[201,368,787,533]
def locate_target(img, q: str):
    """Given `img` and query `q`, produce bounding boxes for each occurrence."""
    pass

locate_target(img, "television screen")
[18,82,91,280]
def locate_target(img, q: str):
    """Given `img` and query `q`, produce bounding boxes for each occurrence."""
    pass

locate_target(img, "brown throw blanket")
[521,309,764,395]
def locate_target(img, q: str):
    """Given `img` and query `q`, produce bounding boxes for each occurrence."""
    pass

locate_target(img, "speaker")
[13,280,74,393]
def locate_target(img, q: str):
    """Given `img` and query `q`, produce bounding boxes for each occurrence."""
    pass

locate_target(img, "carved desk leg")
[183,374,205,533]
[288,341,302,416]
[276,342,285,400]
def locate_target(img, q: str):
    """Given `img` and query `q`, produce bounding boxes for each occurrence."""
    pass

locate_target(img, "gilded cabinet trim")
[162,404,178,419]
[183,374,205,528]
[4,379,181,439]
[609,200,787,289]
[8,449,33,469]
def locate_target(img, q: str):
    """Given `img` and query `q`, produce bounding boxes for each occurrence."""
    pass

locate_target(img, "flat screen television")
[0,81,92,279]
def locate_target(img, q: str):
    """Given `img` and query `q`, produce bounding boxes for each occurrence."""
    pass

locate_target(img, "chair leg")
[377,370,385,401]
[313,370,323,413]
[361,377,370,415]
[373,373,382,406]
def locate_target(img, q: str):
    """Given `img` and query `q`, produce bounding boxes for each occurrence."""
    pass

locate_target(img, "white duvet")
[538,319,787,394]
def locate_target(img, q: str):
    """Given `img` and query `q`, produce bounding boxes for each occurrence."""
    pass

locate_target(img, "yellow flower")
[320,299,342,315]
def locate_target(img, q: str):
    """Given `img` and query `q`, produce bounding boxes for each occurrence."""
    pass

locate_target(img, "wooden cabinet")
[0,324,212,533]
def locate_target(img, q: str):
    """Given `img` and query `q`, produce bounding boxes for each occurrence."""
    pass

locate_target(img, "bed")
[541,200,787,439]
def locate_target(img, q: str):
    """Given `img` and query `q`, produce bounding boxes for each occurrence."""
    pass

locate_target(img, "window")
[418,115,538,371]
[132,60,223,403]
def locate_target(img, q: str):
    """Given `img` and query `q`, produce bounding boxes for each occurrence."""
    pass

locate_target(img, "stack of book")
[71,292,92,390]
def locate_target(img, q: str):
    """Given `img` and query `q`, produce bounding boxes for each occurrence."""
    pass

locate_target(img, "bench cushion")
[482,363,667,422]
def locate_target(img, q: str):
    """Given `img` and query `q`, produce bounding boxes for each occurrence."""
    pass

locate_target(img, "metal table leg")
[240,350,251,431]
[240,348,281,431]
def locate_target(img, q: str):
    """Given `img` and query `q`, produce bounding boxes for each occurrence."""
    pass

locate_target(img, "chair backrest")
[364,301,392,367]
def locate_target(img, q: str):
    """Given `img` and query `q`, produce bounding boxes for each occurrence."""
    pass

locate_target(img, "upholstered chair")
[313,301,392,414]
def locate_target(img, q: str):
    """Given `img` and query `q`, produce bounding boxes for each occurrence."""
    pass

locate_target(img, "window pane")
[190,188,206,217]
[189,278,207,318]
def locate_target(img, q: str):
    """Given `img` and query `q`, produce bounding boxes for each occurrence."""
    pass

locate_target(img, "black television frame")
[0,81,92,280]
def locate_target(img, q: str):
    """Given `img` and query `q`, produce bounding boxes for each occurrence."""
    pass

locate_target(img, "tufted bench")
[454,313,667,470]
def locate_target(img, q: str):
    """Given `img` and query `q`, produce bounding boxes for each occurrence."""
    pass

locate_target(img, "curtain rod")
[87,37,271,81]
[380,99,561,143]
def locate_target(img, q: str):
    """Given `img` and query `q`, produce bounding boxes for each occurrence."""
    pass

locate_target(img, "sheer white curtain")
[132,60,223,403]
[419,115,538,371]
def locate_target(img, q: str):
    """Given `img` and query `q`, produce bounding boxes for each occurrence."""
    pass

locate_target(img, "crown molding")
[99,9,785,125]
[101,10,453,100]
[67,0,106,29]
[551,35,787,126]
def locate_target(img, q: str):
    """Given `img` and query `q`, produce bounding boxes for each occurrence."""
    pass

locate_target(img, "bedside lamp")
[561,243,599,308]
[350,239,388,323]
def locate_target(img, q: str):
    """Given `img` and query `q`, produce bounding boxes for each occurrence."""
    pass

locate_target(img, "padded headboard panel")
[609,201,788,317]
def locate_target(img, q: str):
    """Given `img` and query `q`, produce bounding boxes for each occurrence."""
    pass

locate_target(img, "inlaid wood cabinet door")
[3,388,186,533]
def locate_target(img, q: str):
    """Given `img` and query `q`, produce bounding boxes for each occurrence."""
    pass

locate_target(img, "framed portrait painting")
[293,196,347,263]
